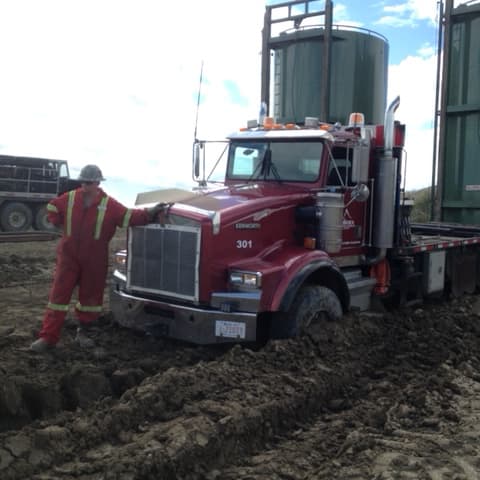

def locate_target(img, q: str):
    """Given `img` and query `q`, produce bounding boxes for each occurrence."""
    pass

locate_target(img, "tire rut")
[0,316,229,434]
[205,301,480,479]
[0,313,392,479]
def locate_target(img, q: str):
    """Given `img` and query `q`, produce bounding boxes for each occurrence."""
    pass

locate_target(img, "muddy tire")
[0,202,33,232]
[288,285,342,340]
[34,204,55,231]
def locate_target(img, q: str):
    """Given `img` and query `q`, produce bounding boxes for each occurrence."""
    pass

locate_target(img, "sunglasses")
[81,181,95,185]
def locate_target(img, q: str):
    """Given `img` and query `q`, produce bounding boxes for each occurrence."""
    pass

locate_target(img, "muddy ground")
[2,235,480,479]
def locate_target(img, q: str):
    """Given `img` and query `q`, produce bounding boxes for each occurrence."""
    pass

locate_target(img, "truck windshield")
[226,140,323,182]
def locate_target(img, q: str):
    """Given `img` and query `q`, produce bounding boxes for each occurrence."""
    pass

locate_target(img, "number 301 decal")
[236,240,253,248]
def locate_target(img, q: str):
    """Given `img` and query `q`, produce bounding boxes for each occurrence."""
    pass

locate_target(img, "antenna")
[193,60,204,142]
[192,60,205,185]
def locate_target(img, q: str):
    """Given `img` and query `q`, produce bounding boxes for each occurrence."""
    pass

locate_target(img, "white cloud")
[376,15,416,27]
[333,2,363,27]
[417,42,436,58]
[407,0,439,24]
[388,52,438,190]
[0,0,265,204]
[0,0,441,204]
[378,0,438,27]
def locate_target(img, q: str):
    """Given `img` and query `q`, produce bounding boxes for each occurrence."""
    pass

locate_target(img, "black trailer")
[0,155,80,232]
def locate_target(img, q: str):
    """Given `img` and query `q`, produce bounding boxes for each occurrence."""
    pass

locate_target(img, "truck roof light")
[305,117,319,128]
[263,116,274,129]
[348,112,365,127]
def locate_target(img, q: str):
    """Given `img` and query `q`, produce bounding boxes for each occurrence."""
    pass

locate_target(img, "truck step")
[343,270,377,312]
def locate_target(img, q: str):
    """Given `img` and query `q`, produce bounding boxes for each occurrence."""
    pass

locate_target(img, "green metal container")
[271,27,388,125]
[441,2,480,223]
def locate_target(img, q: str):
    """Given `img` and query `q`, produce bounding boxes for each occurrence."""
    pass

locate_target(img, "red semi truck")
[109,1,480,344]
[110,98,480,344]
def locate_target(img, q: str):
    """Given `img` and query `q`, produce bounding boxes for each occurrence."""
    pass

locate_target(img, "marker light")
[348,112,365,127]
[304,237,316,249]
[114,251,127,274]
[263,116,274,129]
[305,117,319,128]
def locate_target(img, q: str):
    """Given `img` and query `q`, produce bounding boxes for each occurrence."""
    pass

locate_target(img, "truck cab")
[224,121,372,260]
[110,109,404,344]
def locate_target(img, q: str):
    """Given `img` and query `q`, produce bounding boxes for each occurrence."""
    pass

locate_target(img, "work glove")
[147,202,173,223]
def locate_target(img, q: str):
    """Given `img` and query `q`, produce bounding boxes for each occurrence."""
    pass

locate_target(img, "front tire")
[287,285,342,340]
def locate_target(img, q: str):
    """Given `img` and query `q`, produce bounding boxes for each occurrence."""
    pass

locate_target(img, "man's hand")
[147,202,173,222]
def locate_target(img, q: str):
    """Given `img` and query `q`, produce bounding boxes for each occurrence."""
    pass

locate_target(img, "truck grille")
[126,224,201,301]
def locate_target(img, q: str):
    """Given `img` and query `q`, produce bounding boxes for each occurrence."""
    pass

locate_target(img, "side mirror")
[351,183,370,202]
[351,142,370,184]
[344,183,370,208]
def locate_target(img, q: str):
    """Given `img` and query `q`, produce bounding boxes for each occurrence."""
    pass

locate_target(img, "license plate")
[215,320,246,339]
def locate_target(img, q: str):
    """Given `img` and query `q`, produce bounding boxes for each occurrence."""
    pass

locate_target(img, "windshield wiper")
[246,155,265,182]
[244,147,282,183]
[261,149,282,182]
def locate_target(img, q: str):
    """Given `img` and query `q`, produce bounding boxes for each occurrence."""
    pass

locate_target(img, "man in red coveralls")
[30,164,167,353]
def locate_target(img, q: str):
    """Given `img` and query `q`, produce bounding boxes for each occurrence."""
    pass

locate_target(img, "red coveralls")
[39,187,149,344]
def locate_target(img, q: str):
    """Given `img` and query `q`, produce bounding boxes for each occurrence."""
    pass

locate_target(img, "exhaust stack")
[372,96,401,249]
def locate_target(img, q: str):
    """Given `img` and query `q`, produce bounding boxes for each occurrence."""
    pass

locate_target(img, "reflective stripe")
[66,190,76,237]
[75,302,103,312]
[47,302,70,311]
[94,196,109,240]
[122,209,133,228]
[46,203,58,212]
[65,191,111,240]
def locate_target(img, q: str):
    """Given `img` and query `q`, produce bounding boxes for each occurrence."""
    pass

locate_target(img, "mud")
[2,235,480,479]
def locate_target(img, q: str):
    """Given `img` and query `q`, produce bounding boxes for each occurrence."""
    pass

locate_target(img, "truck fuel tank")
[296,193,344,254]
[316,192,344,254]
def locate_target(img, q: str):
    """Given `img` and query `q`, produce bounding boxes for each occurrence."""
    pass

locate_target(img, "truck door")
[326,146,367,254]
[57,162,81,194]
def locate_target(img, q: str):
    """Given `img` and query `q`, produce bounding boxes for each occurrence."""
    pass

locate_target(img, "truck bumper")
[110,271,258,345]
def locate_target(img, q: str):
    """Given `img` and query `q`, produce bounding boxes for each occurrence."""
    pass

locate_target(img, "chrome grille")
[127,224,201,301]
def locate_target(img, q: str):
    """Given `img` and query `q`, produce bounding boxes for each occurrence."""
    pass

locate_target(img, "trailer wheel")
[288,285,342,341]
[34,205,55,231]
[0,202,33,232]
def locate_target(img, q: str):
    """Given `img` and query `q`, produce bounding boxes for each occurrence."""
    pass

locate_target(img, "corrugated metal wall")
[440,1,480,223]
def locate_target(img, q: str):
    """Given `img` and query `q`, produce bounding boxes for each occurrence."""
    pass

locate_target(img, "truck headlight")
[229,270,262,288]
[114,251,127,274]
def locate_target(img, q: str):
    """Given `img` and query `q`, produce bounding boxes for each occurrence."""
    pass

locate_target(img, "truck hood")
[136,184,314,224]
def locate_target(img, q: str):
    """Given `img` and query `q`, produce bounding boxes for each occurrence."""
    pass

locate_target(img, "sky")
[0,0,466,206]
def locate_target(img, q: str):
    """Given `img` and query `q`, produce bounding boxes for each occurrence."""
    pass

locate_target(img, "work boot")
[30,338,54,353]
[75,327,95,349]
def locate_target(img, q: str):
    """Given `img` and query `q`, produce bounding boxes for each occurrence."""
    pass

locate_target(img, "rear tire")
[34,204,55,231]
[0,202,33,232]
[287,285,342,341]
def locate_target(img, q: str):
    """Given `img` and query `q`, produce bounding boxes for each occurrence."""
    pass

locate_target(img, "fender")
[272,252,350,313]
